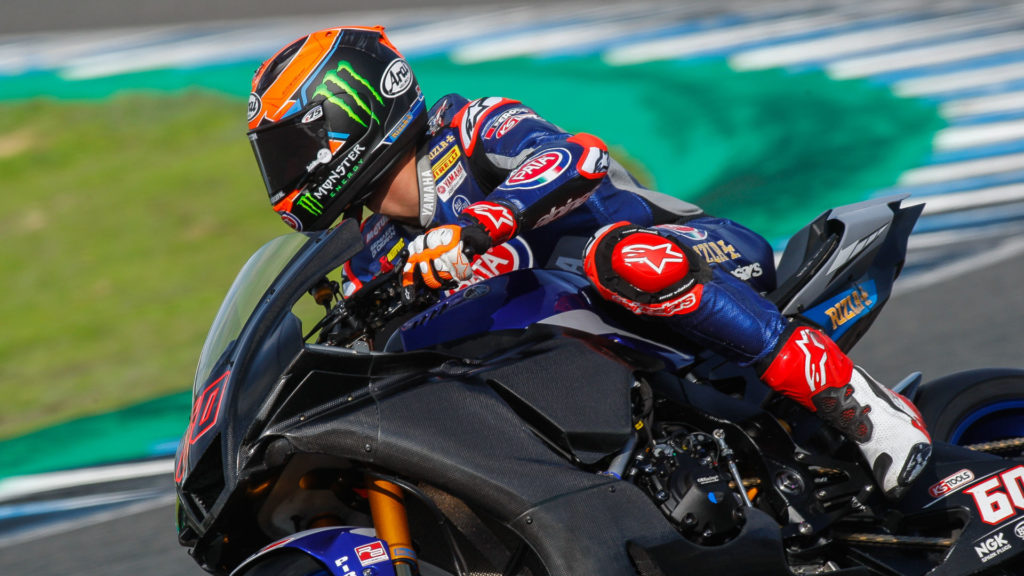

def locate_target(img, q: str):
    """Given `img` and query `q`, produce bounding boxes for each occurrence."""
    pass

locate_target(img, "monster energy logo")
[296,194,323,215]
[314,62,384,127]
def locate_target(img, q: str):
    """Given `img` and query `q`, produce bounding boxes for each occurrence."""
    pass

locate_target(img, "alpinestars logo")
[314,61,384,127]
[463,202,516,241]
[620,242,685,274]
[794,328,829,393]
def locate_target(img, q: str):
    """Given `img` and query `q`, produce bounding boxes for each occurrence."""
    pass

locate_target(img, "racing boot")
[583,222,932,500]
[759,325,932,500]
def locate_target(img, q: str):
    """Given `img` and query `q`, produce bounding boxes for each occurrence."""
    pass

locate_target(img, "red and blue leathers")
[346,93,782,359]
[345,93,783,365]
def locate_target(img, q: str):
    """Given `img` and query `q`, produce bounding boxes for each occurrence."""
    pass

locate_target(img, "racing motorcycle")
[175,194,1024,576]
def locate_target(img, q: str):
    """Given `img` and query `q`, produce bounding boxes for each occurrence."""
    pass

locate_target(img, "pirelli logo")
[431,147,461,180]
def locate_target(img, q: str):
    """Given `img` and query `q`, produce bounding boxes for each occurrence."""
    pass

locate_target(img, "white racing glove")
[401,224,492,290]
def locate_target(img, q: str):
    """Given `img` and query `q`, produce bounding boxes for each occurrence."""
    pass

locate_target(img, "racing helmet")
[247,26,425,231]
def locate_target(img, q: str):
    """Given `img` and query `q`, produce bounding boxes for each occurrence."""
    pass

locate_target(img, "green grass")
[0,91,281,439]
[0,59,944,443]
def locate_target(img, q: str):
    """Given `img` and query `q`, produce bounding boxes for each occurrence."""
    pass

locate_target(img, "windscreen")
[193,233,310,394]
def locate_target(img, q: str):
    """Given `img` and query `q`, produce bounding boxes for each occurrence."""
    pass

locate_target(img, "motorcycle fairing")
[246,331,800,576]
[394,268,700,370]
[177,220,364,552]
[893,444,1024,576]
[770,194,922,352]
[230,526,396,576]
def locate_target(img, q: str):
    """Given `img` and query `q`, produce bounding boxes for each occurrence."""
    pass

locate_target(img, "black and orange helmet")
[247,26,425,231]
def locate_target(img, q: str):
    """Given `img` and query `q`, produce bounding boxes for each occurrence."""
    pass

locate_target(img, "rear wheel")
[914,368,1024,455]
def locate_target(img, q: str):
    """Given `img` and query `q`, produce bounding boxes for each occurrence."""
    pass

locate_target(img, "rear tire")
[914,368,1024,451]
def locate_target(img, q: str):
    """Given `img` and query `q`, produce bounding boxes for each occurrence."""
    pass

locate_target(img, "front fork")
[367,478,419,576]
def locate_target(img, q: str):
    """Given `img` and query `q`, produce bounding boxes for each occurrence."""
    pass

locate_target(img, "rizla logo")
[314,62,384,127]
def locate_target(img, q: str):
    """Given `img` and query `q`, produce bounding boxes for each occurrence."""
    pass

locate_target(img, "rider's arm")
[402,97,611,290]
[451,98,611,245]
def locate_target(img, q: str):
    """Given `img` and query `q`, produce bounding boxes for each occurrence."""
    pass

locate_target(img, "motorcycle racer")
[246,26,930,499]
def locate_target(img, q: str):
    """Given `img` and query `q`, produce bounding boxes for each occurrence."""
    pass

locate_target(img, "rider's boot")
[583,221,932,500]
[757,325,932,500]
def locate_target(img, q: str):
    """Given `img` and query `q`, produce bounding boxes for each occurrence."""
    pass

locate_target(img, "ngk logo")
[929,468,976,498]
[975,533,1011,563]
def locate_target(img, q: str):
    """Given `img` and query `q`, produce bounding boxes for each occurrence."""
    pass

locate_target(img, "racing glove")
[401,224,492,290]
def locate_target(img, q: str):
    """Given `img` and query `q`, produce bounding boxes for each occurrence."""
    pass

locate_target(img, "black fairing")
[176,221,364,549]
[190,326,799,575]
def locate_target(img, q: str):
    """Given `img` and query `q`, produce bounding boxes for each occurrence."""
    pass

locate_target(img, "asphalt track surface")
[3,2,1024,575]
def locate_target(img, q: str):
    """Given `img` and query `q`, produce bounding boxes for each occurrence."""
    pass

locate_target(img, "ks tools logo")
[314,61,383,127]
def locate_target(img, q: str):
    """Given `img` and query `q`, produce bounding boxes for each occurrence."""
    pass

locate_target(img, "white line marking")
[897,152,1024,186]
[732,7,1024,71]
[604,11,855,65]
[0,494,176,549]
[903,182,1024,214]
[0,489,164,519]
[896,235,1024,295]
[450,5,680,64]
[933,119,1024,150]
[895,61,1024,97]
[942,90,1024,117]
[829,31,1024,79]
[0,459,174,503]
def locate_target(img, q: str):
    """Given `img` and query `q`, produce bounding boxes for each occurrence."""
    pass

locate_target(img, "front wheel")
[914,368,1024,455]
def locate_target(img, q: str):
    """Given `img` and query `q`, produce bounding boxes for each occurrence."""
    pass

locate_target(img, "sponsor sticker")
[444,237,533,295]
[619,240,686,275]
[432,147,461,180]
[427,97,451,135]
[355,541,389,566]
[692,240,741,264]
[381,59,414,98]
[534,194,589,227]
[730,262,763,281]
[658,224,708,241]
[247,93,262,122]
[458,97,508,153]
[428,134,456,160]
[824,286,874,332]
[301,105,323,124]
[452,195,471,215]
[436,162,466,202]
[929,469,976,498]
[419,169,437,224]
[975,532,1013,563]
[505,148,570,189]
[1016,520,1024,540]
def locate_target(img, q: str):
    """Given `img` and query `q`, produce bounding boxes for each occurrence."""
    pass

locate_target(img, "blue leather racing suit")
[343,93,784,365]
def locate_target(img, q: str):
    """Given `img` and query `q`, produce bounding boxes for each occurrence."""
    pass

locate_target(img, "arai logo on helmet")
[381,59,414,98]
[247,93,262,122]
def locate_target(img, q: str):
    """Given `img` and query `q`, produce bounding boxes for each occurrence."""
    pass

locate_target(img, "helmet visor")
[248,105,330,203]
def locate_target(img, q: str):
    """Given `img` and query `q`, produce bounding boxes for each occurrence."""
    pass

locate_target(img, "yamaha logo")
[381,59,414,98]
[247,92,261,122]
